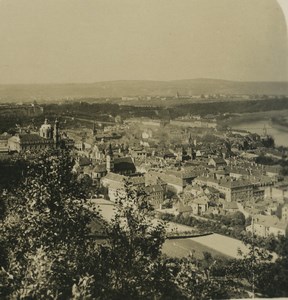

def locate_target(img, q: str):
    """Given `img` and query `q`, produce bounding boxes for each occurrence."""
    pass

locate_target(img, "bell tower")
[106,143,114,173]
[93,122,97,136]
[54,118,60,148]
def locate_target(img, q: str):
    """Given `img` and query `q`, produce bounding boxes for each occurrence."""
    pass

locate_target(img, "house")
[265,202,281,217]
[149,171,185,194]
[223,201,239,213]
[176,203,193,217]
[144,184,165,208]
[191,196,209,215]
[101,172,126,202]
[0,133,11,154]
[144,173,167,193]
[76,156,92,168]
[101,173,145,202]
[90,144,106,161]
[130,147,147,160]
[271,184,288,202]
[129,175,146,188]
[204,186,220,199]
[91,163,107,184]
[208,157,227,170]
[246,215,288,237]
[281,204,288,221]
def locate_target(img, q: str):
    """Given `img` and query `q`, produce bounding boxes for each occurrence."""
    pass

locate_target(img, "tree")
[226,245,274,298]
[231,211,246,226]
[90,182,179,299]
[0,149,98,299]
[173,254,239,300]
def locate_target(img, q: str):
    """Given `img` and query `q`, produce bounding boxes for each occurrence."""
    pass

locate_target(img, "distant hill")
[0,79,288,102]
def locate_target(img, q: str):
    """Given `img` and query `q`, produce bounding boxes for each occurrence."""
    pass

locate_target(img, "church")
[91,143,136,179]
[8,119,60,153]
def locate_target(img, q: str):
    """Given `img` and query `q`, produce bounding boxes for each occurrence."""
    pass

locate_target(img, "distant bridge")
[63,115,115,125]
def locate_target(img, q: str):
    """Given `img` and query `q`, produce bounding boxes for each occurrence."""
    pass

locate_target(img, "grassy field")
[162,238,230,260]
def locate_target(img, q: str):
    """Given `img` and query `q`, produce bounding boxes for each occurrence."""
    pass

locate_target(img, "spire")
[263,125,267,136]
[93,122,97,136]
[107,143,113,156]
[188,132,193,145]
[54,118,60,148]
[106,143,114,173]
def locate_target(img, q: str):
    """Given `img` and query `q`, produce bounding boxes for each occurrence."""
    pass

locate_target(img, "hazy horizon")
[0,0,287,84]
[1,78,288,86]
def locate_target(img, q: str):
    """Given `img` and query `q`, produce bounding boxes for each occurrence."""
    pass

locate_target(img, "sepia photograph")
[0,0,288,299]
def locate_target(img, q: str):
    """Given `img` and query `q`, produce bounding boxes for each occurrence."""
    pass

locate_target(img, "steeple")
[107,143,113,156]
[93,122,97,136]
[54,118,60,148]
[188,132,193,145]
[106,143,114,173]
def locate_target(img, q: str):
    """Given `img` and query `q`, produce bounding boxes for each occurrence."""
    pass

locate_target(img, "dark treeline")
[169,98,288,118]
[45,98,288,120]
[1,98,288,133]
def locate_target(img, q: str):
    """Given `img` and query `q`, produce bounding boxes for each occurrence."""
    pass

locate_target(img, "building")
[194,176,254,202]
[0,133,11,154]
[91,163,107,184]
[190,196,209,215]
[101,172,145,202]
[223,201,239,213]
[148,171,185,194]
[208,157,227,170]
[101,172,126,202]
[8,134,55,152]
[8,118,60,153]
[281,204,288,222]
[246,215,288,237]
[105,144,136,175]
[144,184,165,208]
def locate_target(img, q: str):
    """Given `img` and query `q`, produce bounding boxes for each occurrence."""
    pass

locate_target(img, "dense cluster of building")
[1,114,288,239]
[63,116,287,239]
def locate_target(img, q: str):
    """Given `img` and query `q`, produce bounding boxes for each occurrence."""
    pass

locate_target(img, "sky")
[0,0,287,84]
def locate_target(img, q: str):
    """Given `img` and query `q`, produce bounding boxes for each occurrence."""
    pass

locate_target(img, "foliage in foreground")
[0,150,287,299]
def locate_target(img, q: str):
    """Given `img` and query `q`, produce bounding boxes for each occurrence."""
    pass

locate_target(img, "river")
[232,119,288,147]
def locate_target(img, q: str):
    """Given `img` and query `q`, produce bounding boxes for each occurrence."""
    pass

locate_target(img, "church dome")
[40,119,53,139]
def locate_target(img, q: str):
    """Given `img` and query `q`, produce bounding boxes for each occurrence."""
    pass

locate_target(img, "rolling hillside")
[0,79,288,102]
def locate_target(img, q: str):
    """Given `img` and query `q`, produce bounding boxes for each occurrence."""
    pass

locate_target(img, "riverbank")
[226,111,288,147]
[222,109,288,126]
[271,118,288,132]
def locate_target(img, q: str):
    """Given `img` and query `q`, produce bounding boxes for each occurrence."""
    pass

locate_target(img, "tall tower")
[54,118,60,148]
[93,122,97,136]
[106,143,114,173]
[188,132,193,145]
